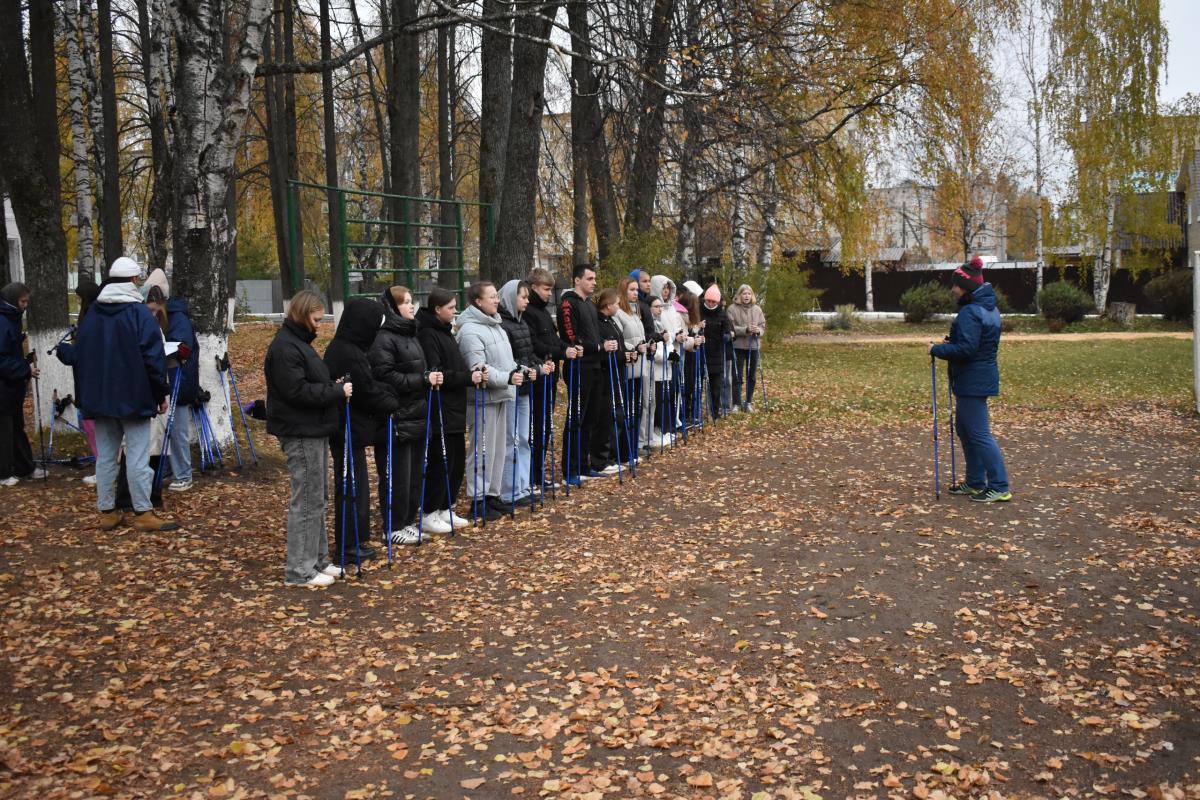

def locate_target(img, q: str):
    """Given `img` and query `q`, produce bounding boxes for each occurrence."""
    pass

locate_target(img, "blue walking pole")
[221,354,258,466]
[754,334,770,410]
[528,373,538,513]
[385,415,394,564]
[153,365,183,494]
[416,387,434,545]
[948,369,957,486]
[659,348,667,454]
[340,395,362,575]
[509,388,519,518]
[191,408,208,472]
[546,369,557,502]
[216,366,244,469]
[201,404,225,466]
[931,356,941,500]
[433,388,456,536]
[562,361,572,495]
[613,355,636,478]
[472,384,482,524]
[605,352,623,485]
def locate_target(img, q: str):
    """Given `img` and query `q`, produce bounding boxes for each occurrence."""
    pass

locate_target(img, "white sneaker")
[300,572,335,588]
[600,464,620,475]
[444,509,471,528]
[168,479,193,492]
[25,468,47,480]
[389,526,422,546]
[320,564,345,579]
[421,513,452,534]
[0,477,17,487]
[82,473,97,486]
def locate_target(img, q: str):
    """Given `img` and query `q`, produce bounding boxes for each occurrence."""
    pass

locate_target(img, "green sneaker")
[948,481,984,497]
[971,489,1013,503]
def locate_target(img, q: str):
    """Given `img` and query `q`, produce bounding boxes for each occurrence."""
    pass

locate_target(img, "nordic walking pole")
[216,361,244,468]
[479,367,489,528]
[416,387,434,545]
[509,384,519,518]
[562,360,572,495]
[222,354,258,466]
[385,415,394,565]
[546,368,557,502]
[433,387,455,536]
[613,355,635,478]
[153,365,183,494]
[529,371,538,513]
[755,334,770,410]
[659,348,667,454]
[574,358,583,480]
[931,356,941,500]
[606,352,624,485]
[29,355,47,479]
[948,369,957,486]
[338,393,352,576]
[472,383,482,524]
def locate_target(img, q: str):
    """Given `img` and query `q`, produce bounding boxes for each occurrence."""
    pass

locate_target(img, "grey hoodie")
[455,303,517,405]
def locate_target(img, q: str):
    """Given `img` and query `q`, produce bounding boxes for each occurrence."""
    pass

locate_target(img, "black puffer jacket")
[525,290,567,362]
[498,306,537,397]
[700,302,732,370]
[559,289,604,367]
[368,291,428,442]
[415,306,473,434]
[323,298,398,447]
[264,319,343,439]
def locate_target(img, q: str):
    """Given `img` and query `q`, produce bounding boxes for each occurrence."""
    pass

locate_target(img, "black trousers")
[562,364,608,477]
[0,411,35,480]
[374,435,422,531]
[423,428,465,514]
[706,363,725,420]
[331,442,372,564]
[733,347,758,406]
[530,376,557,487]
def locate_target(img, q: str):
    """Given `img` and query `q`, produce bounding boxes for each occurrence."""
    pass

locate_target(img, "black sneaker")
[970,489,1013,503]
[948,481,984,497]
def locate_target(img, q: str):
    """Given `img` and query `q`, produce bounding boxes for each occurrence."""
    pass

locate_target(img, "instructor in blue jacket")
[77,257,180,531]
[929,257,1011,503]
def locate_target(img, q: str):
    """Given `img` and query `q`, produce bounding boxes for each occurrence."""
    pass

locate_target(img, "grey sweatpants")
[466,402,507,500]
[280,436,331,584]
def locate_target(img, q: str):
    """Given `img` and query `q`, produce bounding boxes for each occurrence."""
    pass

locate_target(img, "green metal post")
[338,188,351,302]
[454,202,465,304]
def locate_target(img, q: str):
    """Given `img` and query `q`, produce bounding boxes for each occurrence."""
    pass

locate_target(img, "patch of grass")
[791,316,1190,337]
[740,336,1195,428]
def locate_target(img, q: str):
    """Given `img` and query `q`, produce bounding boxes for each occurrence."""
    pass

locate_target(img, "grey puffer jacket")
[455,304,517,405]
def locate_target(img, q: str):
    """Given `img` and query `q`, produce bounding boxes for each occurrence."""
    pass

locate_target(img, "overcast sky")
[1162,0,1199,104]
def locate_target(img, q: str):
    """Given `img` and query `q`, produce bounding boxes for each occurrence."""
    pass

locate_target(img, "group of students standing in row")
[265,265,768,588]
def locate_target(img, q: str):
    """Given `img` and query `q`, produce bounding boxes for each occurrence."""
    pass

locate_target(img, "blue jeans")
[167,410,192,482]
[499,394,531,501]
[955,395,1009,493]
[95,416,153,512]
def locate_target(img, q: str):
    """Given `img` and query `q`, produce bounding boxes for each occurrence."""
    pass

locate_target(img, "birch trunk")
[864,262,874,312]
[78,0,109,268]
[136,0,173,271]
[62,0,97,283]
[755,163,777,270]
[1094,193,1116,313]
[169,0,273,443]
[730,146,749,271]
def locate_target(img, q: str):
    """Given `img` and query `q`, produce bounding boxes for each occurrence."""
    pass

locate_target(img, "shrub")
[900,281,955,323]
[1037,281,1093,324]
[824,304,856,330]
[991,285,1013,314]
[1143,270,1193,321]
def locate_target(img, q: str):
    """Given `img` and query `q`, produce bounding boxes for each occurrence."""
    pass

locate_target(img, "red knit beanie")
[952,258,985,293]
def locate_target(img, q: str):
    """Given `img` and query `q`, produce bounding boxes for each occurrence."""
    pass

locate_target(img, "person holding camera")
[0,283,43,486]
[75,258,177,531]
[265,290,351,587]
[457,281,524,520]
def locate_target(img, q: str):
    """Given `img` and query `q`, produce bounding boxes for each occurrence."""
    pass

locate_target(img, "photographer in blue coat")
[76,257,179,531]
[929,257,1011,503]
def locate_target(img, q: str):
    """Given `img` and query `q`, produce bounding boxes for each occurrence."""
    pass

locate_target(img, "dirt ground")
[800,332,1194,345]
[1,394,1198,798]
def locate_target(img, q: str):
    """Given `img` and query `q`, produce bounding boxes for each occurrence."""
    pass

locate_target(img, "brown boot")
[98,510,124,530]
[132,510,180,532]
